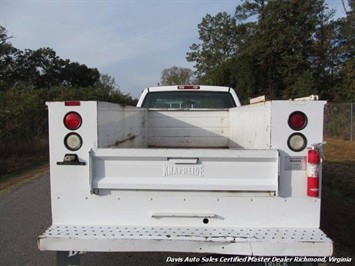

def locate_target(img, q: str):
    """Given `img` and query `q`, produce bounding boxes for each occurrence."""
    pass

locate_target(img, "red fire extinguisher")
[307,149,321,197]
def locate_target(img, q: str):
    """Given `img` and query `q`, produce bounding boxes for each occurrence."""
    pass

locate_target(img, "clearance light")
[288,111,307,130]
[288,133,307,152]
[64,112,82,130]
[64,133,82,151]
[177,85,200,90]
[65,101,81,106]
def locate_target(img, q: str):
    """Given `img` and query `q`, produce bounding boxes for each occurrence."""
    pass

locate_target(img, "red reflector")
[288,111,307,130]
[65,101,81,106]
[64,112,82,130]
[177,85,200,90]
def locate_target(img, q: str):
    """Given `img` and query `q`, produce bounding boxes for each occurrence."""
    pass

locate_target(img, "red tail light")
[64,112,82,130]
[288,111,307,130]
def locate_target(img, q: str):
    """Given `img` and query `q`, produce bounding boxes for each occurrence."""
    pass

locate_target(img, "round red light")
[288,111,307,130]
[64,112,82,130]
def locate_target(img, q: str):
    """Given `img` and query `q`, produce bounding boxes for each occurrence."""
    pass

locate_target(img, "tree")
[332,0,355,101]
[0,26,18,90]
[187,0,336,100]
[98,73,120,91]
[253,0,332,99]
[160,66,195,85]
[94,73,131,102]
[30,47,67,89]
[0,26,14,54]
[186,12,240,78]
[235,0,268,21]
[344,59,355,101]
[61,61,100,88]
[0,37,101,90]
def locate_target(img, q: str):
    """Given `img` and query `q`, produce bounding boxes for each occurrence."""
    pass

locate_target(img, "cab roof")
[146,85,231,92]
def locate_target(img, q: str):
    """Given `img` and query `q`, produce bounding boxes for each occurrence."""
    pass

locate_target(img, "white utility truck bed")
[38,86,332,265]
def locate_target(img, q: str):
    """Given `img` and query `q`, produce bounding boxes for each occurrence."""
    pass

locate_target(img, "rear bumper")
[38,225,333,256]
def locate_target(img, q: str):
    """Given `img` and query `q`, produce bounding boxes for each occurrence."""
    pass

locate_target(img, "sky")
[0,0,349,99]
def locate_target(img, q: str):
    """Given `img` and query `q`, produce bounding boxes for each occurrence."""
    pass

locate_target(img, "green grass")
[321,138,355,259]
[0,159,48,182]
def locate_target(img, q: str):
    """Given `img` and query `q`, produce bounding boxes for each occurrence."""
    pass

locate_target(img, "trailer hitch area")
[57,154,86,166]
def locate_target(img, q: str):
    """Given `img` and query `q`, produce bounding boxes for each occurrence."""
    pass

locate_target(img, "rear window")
[141,91,236,109]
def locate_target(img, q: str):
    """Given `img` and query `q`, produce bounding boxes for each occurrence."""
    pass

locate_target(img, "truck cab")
[137,85,241,108]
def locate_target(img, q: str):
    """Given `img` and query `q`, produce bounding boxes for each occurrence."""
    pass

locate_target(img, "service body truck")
[38,85,333,265]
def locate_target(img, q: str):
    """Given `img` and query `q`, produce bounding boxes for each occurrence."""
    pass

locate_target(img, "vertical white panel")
[229,103,271,149]
[97,102,147,148]
[148,110,230,148]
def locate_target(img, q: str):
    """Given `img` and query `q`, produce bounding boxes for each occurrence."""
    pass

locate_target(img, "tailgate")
[90,149,279,192]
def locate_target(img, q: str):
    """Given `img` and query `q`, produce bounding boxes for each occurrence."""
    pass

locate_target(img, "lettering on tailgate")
[163,165,204,177]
